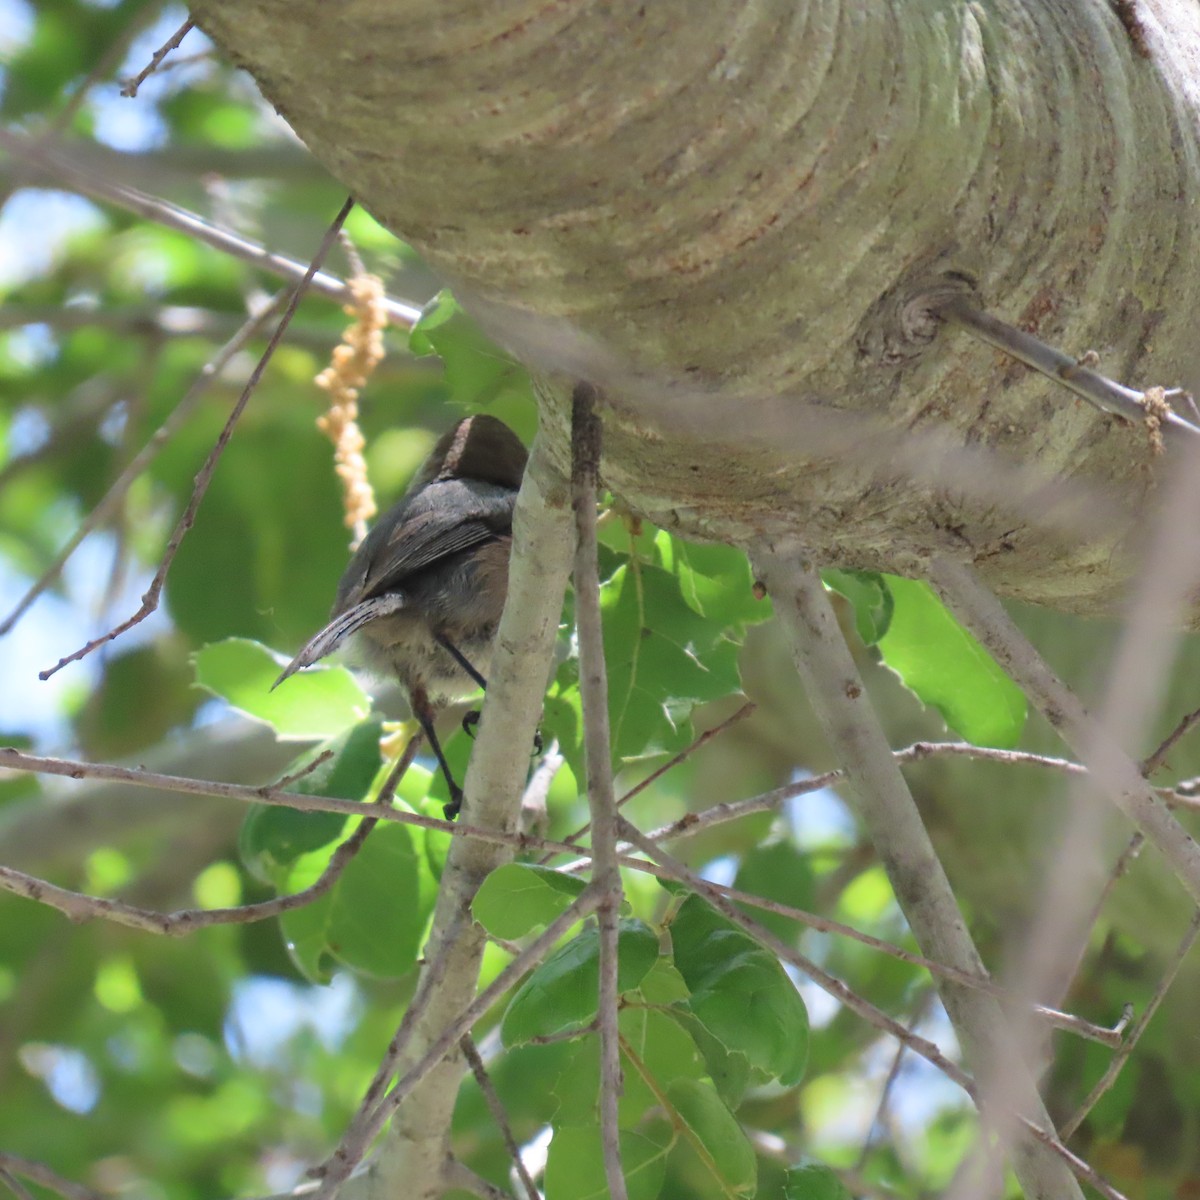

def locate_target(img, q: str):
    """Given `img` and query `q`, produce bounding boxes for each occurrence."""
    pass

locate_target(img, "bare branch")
[934,296,1200,440]
[750,545,1084,1200]
[460,1037,540,1200]
[927,557,1200,906]
[570,382,627,1200]
[49,2,163,133]
[0,131,423,327]
[120,17,196,97]
[39,197,354,678]
[616,818,1127,1200]
[315,889,604,1200]
[1059,833,1145,996]
[1060,908,1200,1140]
[856,990,935,1169]
[1143,704,1200,776]
[0,734,419,934]
[550,699,756,856]
[0,289,289,639]
[0,1155,103,1200]
[0,1168,37,1200]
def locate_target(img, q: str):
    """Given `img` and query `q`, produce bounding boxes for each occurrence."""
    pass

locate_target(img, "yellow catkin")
[315,274,388,546]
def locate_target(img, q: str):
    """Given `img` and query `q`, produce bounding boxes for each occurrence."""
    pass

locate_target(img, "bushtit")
[274,414,527,817]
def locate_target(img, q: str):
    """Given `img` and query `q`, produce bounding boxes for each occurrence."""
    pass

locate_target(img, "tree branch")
[750,544,1085,1200]
[927,556,1200,906]
[36,198,355,678]
[356,423,577,1200]
[570,382,627,1200]
[318,889,603,1200]
[933,295,1200,440]
[0,734,419,934]
[459,1037,540,1200]
[616,818,1126,1200]
[0,289,289,639]
[0,131,423,327]
[1060,907,1200,1140]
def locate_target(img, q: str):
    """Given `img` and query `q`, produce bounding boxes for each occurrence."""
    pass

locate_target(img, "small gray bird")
[274,414,528,817]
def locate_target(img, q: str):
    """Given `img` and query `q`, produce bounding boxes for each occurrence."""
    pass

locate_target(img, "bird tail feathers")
[272,594,405,689]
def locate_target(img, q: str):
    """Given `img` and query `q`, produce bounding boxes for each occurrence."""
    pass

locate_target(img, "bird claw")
[443,785,464,821]
[462,710,543,757]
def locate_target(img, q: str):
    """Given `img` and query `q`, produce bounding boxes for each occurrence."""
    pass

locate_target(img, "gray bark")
[190,0,1200,617]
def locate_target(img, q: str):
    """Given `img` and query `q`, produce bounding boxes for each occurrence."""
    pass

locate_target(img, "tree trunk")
[192,0,1200,617]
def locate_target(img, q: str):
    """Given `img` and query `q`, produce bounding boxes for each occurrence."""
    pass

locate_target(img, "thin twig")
[637,740,1114,848]
[314,889,604,1199]
[269,748,337,791]
[752,546,1084,1200]
[1059,833,1145,996]
[1143,705,1200,776]
[0,1169,37,1200]
[0,1155,103,1200]
[50,2,164,132]
[39,197,355,679]
[0,131,423,327]
[856,990,934,1170]
[460,1037,540,1200]
[549,700,756,856]
[617,818,1127,1200]
[0,746,1126,1045]
[934,296,1200,439]
[0,289,289,639]
[619,700,756,810]
[570,382,628,1200]
[627,817,971,1080]
[0,734,419,935]
[928,557,1200,906]
[120,17,195,97]
[1060,908,1200,1139]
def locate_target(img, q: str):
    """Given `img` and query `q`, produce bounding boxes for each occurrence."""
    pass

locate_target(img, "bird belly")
[355,610,494,702]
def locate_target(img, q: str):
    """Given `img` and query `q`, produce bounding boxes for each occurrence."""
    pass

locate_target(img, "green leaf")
[617,1004,708,1121]
[277,852,338,984]
[877,576,1026,748]
[239,719,384,885]
[666,1077,757,1198]
[784,1162,852,1200]
[278,820,429,981]
[324,822,427,978]
[821,569,893,645]
[606,562,741,755]
[474,864,588,940]
[409,290,534,409]
[544,1124,671,1200]
[670,895,809,1087]
[654,531,773,628]
[732,840,816,944]
[501,920,660,1045]
[551,962,706,1127]
[193,637,371,739]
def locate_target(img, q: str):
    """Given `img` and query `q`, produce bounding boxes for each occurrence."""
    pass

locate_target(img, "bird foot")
[462,710,544,757]
[443,785,464,821]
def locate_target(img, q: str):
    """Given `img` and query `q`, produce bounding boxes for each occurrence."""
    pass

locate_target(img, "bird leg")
[409,683,464,821]
[435,633,543,758]
[435,632,489,690]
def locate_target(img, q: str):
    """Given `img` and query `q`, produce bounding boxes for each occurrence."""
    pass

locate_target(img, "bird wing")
[354,479,514,600]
